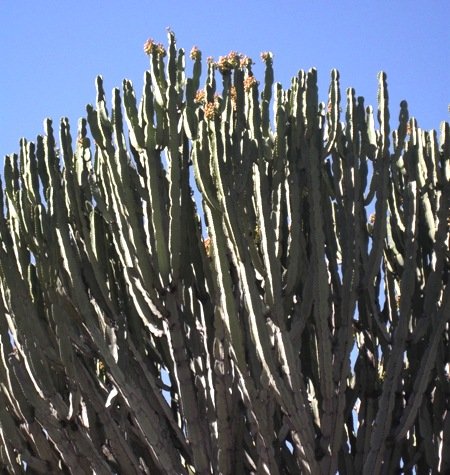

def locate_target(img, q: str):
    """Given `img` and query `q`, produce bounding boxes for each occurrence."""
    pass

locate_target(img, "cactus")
[0,31,449,474]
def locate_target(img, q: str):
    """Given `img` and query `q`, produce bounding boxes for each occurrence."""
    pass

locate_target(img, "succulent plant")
[0,31,448,475]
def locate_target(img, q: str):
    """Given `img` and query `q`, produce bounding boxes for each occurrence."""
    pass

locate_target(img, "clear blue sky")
[1,1,449,158]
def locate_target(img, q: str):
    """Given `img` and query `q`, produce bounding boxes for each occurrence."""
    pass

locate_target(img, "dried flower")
[240,56,253,68]
[216,56,232,74]
[144,38,155,55]
[190,46,201,61]
[260,51,273,63]
[216,51,241,74]
[204,102,217,120]
[227,51,240,67]
[243,75,258,92]
[155,43,166,57]
[194,90,206,104]
[143,38,166,57]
